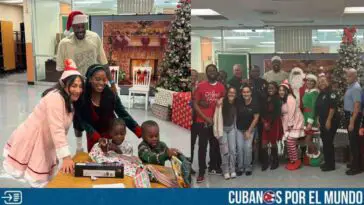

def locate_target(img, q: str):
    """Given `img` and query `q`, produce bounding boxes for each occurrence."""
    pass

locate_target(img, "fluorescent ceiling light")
[257,45,274,48]
[213,36,249,40]
[228,48,251,50]
[1,0,22,3]
[233,29,273,33]
[260,41,275,44]
[191,9,220,16]
[74,1,102,4]
[319,41,341,44]
[312,36,318,39]
[317,29,342,32]
[344,7,364,14]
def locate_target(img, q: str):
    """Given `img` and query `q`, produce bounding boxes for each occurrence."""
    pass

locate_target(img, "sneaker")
[196,175,205,183]
[230,172,237,178]
[223,173,230,180]
[286,160,301,171]
[245,171,252,176]
[208,168,222,175]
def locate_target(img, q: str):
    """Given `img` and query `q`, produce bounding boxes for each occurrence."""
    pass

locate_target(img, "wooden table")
[46,152,173,188]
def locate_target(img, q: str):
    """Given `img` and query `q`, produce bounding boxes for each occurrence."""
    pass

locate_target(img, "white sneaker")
[230,172,237,178]
[224,173,230,180]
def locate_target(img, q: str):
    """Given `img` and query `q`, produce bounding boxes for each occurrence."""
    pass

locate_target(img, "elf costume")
[302,74,322,167]
[74,65,142,152]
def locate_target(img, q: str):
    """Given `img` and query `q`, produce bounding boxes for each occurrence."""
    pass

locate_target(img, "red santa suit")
[289,67,306,111]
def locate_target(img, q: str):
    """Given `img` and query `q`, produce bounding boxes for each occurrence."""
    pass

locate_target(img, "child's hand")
[109,143,122,154]
[99,138,108,153]
[168,148,179,158]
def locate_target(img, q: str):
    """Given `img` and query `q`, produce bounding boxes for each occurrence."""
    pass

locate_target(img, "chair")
[128,67,152,110]
[110,66,120,93]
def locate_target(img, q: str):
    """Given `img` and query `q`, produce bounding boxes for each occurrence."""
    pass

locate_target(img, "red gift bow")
[342,27,357,44]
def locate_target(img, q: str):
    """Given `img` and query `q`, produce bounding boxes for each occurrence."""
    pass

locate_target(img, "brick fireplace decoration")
[103,21,171,84]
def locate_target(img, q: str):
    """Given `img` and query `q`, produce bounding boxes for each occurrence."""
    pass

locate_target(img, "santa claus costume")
[280,80,305,170]
[3,59,83,187]
[302,74,323,166]
[289,67,306,110]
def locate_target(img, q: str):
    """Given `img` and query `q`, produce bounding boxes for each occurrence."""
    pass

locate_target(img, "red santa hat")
[60,59,82,86]
[64,11,88,36]
[280,79,291,90]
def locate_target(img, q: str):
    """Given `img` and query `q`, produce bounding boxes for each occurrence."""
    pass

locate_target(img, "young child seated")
[138,120,179,166]
[89,118,133,163]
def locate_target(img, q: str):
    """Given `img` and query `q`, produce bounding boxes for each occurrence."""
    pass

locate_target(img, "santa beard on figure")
[289,67,306,110]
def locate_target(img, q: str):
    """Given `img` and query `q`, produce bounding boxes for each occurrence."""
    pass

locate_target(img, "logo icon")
[2,191,22,205]
[263,190,276,204]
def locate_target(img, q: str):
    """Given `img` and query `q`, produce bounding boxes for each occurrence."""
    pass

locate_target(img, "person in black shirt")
[249,65,268,164]
[315,76,340,171]
[228,64,243,92]
[236,85,260,176]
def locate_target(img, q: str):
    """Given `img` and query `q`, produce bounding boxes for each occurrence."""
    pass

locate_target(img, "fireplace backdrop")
[103,20,171,84]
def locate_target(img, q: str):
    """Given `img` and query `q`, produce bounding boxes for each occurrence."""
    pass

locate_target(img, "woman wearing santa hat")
[279,80,305,170]
[302,74,322,167]
[2,59,84,187]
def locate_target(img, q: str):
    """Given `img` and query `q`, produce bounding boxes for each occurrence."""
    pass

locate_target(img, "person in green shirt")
[138,120,179,166]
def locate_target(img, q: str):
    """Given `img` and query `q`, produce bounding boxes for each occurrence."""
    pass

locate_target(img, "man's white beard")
[290,75,304,90]
[290,75,304,108]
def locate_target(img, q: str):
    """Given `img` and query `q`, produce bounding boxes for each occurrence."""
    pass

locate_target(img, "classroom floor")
[191,139,364,188]
[0,73,190,188]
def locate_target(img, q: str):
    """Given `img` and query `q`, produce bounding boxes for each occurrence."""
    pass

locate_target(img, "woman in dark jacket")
[74,64,142,152]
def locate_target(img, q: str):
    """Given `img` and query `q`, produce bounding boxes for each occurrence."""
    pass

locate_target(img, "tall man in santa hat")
[56,11,117,93]
[263,56,289,85]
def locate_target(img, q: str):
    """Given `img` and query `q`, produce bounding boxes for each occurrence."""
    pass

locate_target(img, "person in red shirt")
[194,64,225,183]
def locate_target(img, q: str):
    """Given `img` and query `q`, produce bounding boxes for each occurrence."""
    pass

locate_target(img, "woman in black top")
[236,85,260,176]
[315,76,340,171]
[220,87,238,180]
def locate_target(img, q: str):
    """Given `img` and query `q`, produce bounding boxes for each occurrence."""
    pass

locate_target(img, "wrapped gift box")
[171,92,192,130]
[154,87,176,107]
[151,103,171,121]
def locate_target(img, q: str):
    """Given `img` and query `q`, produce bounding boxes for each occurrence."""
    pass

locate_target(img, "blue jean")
[219,125,237,174]
[236,129,255,172]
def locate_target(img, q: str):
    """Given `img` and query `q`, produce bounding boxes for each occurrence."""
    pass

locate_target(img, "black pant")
[345,112,362,170]
[195,123,221,175]
[319,120,339,168]
[191,122,198,163]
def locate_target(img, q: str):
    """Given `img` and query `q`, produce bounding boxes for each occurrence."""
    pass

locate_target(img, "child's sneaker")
[208,168,222,175]
[196,175,205,183]
[223,173,230,180]
[230,172,237,178]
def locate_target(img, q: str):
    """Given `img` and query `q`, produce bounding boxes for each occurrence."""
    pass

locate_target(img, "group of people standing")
[191,55,364,183]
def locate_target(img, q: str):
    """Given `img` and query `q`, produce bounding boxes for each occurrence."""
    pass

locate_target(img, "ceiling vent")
[262,19,314,24]
[197,15,229,20]
[255,10,278,15]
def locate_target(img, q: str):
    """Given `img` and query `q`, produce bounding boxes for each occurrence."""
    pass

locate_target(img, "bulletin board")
[216,52,250,79]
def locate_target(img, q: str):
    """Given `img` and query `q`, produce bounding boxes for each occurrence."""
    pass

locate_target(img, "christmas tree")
[157,0,191,92]
[332,27,363,127]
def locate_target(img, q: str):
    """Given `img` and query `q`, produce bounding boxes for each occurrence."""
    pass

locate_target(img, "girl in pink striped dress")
[279,80,305,171]
[2,59,84,187]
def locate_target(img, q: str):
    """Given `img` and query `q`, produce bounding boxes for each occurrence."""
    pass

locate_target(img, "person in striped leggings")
[279,80,305,171]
